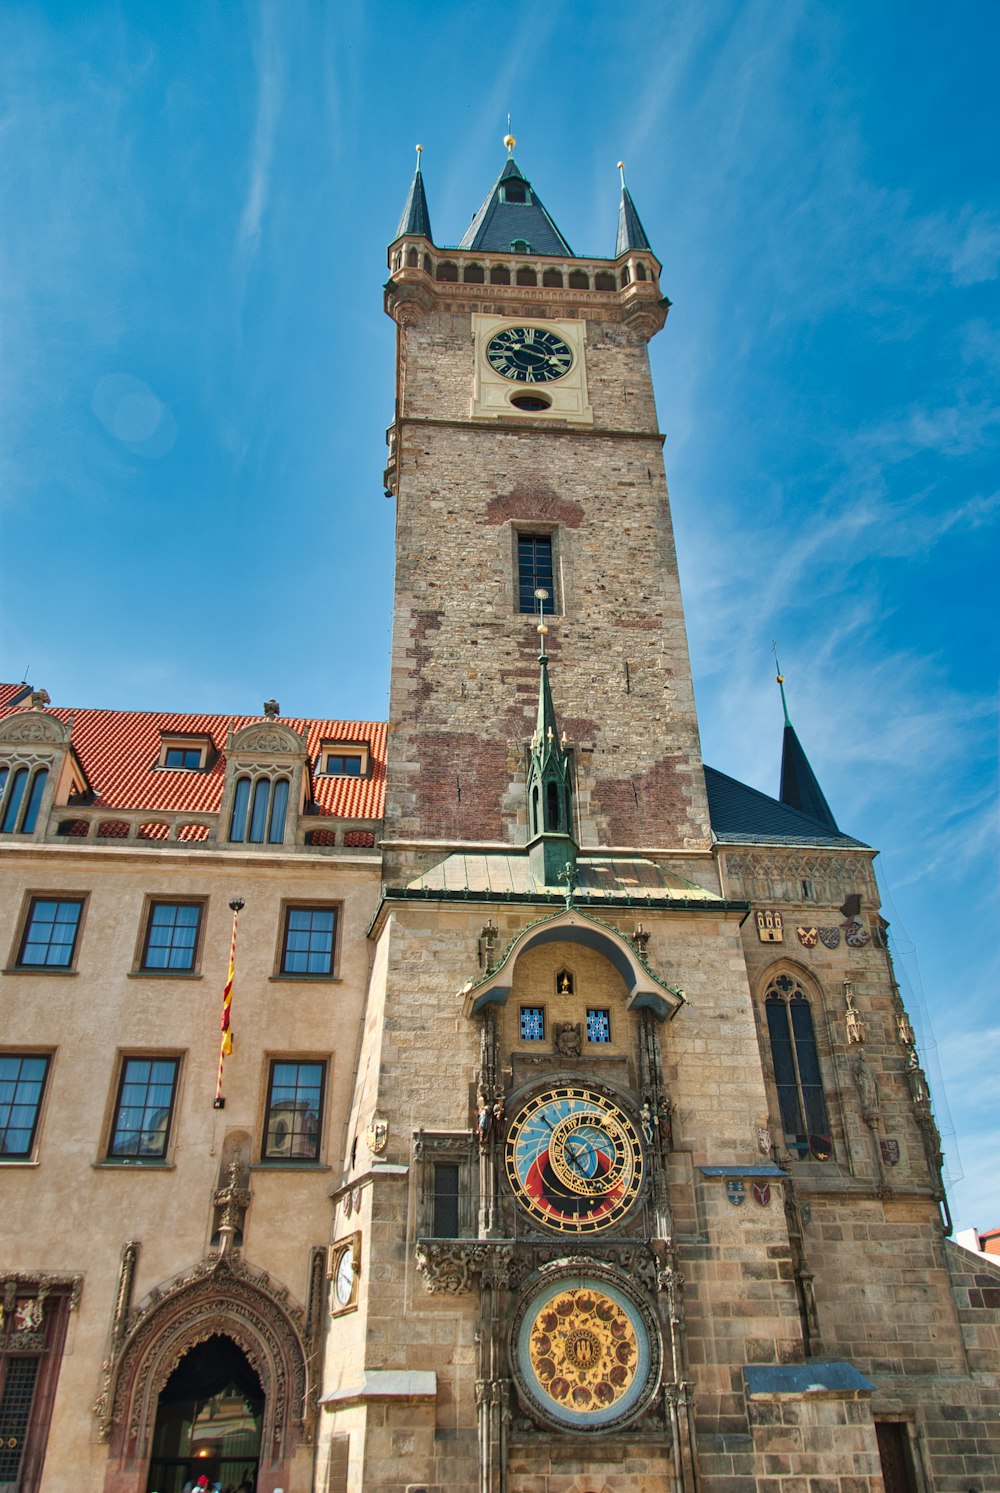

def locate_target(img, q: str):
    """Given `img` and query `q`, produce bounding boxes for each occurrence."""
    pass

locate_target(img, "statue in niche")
[555,969,574,997]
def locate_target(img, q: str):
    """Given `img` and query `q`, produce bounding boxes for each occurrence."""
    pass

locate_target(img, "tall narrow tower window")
[517,534,555,614]
[764,975,831,1159]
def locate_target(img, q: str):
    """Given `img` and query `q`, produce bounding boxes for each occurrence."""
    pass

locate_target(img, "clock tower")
[319,141,879,1493]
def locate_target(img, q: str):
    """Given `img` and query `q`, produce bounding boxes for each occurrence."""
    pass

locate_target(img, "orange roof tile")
[0,689,386,823]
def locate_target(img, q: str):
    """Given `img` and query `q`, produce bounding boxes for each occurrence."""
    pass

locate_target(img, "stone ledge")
[321,1370,437,1409]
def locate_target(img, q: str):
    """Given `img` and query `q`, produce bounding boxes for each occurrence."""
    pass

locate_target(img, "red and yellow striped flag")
[215,900,243,1103]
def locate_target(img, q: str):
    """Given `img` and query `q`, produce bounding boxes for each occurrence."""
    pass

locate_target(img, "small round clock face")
[334,1248,354,1305]
[486,326,573,384]
[513,1275,657,1431]
[504,1085,644,1233]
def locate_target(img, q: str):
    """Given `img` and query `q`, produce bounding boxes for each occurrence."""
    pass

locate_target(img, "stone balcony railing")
[24,805,380,854]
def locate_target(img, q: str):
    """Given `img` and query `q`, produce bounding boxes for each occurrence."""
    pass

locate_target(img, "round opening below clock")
[504,1084,645,1234]
[486,326,573,384]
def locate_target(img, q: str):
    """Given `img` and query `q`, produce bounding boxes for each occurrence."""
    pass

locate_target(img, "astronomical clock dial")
[512,1274,658,1432]
[485,325,574,384]
[504,1085,644,1234]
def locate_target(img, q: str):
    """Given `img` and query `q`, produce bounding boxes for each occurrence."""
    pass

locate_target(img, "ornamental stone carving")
[229,722,306,756]
[0,710,70,746]
[95,1250,308,1469]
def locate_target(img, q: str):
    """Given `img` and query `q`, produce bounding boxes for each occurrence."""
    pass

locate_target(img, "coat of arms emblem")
[751,1180,771,1207]
[796,927,819,948]
[880,1138,901,1167]
[755,910,783,943]
[725,1179,746,1206]
[818,926,840,948]
[367,1114,388,1155]
[843,918,871,948]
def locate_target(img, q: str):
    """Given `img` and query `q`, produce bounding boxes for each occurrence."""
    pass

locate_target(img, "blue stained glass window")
[519,1007,545,1041]
[108,1057,178,1158]
[586,1009,611,1043]
[0,1055,50,1156]
[142,903,202,971]
[281,906,337,975]
[18,898,83,968]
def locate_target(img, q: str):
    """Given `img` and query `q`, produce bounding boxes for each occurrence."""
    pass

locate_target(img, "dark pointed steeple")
[615,162,652,255]
[394,144,433,243]
[775,658,839,832]
[526,615,577,889]
[458,134,573,256]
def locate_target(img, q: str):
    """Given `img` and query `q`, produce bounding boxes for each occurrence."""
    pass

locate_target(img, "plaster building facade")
[2,143,999,1493]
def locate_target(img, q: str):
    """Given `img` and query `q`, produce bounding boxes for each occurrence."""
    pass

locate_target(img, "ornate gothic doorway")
[145,1336,262,1493]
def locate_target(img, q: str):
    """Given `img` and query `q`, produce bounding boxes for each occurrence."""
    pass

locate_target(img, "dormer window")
[318,743,369,777]
[230,775,290,844]
[157,735,211,771]
[510,238,532,254]
[0,764,49,834]
[502,180,529,205]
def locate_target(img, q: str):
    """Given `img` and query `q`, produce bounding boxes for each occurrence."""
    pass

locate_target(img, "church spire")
[526,611,577,888]
[458,135,573,256]
[774,652,839,832]
[394,144,433,243]
[615,162,652,256]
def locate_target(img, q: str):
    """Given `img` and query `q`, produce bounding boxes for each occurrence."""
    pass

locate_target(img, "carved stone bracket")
[415,1238,661,1297]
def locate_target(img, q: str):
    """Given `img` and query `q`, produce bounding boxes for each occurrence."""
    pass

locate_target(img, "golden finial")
[504,132,516,155]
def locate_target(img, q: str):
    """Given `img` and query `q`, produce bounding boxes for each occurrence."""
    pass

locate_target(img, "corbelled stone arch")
[101,1259,307,1493]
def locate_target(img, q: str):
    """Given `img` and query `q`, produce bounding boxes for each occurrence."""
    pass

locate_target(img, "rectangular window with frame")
[433,1163,461,1238]
[263,1060,325,1161]
[140,901,204,972]
[517,532,556,615]
[0,1055,51,1158]
[280,906,338,976]
[108,1056,179,1160]
[17,897,84,969]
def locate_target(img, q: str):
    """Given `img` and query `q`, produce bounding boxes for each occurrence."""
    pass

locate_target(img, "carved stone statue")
[853,1053,879,1124]
[553,1021,582,1058]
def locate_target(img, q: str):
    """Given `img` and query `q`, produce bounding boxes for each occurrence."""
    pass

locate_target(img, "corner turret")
[775,660,840,832]
[393,144,433,244]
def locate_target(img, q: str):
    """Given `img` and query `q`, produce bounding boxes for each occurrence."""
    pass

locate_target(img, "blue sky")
[1,1,997,1230]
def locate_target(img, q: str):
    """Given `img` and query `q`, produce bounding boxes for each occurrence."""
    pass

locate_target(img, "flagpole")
[214,897,245,1109]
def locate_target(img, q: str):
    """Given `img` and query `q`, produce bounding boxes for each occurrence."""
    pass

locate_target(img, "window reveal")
[0,1055,50,1157]
[263,1061,325,1161]
[517,533,555,614]
[108,1057,179,1159]
[764,975,831,1159]
[17,898,84,969]
[229,776,289,844]
[141,902,203,971]
[281,906,337,976]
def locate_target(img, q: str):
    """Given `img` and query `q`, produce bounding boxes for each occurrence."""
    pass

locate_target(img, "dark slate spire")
[458,135,573,256]
[526,618,577,889]
[615,162,652,255]
[394,144,433,243]
[775,659,840,833]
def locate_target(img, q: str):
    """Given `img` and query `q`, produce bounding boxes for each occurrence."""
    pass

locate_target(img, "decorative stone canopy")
[462,907,684,1022]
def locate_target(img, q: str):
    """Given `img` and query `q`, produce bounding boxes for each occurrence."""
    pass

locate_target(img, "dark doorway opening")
[875,1420,919,1493]
[146,1335,263,1493]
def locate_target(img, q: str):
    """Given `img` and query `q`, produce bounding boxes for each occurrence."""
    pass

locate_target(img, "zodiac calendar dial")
[504,1085,644,1234]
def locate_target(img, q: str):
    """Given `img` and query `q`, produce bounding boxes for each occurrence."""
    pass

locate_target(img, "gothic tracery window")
[764,974,832,1160]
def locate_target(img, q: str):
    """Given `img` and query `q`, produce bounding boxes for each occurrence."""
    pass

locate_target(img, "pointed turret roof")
[615,164,652,255]
[394,146,433,243]
[530,645,565,780]
[775,669,839,832]
[458,154,573,256]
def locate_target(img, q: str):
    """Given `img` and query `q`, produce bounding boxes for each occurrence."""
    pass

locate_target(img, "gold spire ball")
[504,133,516,155]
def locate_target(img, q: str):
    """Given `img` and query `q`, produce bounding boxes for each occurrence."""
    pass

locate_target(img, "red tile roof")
[0,690,386,822]
[0,683,32,710]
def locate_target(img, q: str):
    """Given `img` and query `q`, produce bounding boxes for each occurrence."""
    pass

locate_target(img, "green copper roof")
[458,158,573,256]
[404,851,723,902]
[394,153,433,243]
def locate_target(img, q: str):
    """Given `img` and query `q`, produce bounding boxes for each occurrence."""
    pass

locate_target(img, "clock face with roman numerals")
[486,326,574,384]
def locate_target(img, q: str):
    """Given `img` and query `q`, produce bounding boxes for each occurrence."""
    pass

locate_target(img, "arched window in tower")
[764,974,832,1160]
[546,781,559,831]
[531,786,540,837]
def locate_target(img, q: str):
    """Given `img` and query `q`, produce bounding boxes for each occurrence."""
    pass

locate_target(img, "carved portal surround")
[99,1252,308,1493]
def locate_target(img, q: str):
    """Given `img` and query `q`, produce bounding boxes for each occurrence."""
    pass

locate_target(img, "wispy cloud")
[235,2,284,274]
